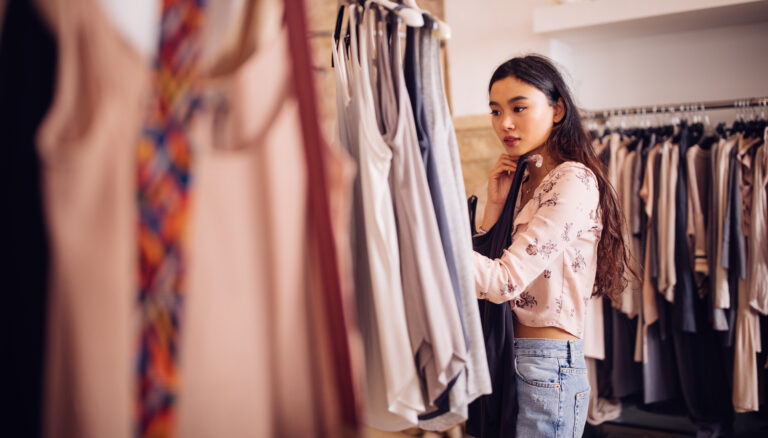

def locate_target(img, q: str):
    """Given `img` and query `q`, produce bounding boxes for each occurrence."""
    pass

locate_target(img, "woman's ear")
[553,98,565,125]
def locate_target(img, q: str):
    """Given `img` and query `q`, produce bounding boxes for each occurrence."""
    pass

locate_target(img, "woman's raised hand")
[487,153,519,205]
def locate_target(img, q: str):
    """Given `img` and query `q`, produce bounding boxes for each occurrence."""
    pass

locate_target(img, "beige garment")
[619,149,642,317]
[638,144,662,362]
[585,358,621,425]
[179,24,330,437]
[656,141,677,302]
[686,145,711,289]
[346,7,424,429]
[634,311,644,363]
[733,138,767,414]
[665,143,679,302]
[656,141,669,296]
[607,132,623,189]
[733,264,762,413]
[37,0,149,436]
[738,137,761,236]
[748,137,768,315]
[584,139,627,360]
[714,135,740,309]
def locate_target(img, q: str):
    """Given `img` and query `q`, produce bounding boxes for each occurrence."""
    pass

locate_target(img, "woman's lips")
[504,137,520,147]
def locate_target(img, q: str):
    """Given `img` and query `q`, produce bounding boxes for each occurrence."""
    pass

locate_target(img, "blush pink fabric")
[473,162,602,338]
[36,0,149,437]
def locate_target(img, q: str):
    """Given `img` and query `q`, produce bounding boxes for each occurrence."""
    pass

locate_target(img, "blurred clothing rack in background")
[582,96,768,121]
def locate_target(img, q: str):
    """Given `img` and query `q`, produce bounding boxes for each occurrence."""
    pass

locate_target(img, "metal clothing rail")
[582,96,768,120]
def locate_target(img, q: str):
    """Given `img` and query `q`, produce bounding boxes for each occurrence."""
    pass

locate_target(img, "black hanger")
[730,118,747,136]
[626,136,641,152]
[331,5,344,68]
[688,122,703,146]
[467,195,478,236]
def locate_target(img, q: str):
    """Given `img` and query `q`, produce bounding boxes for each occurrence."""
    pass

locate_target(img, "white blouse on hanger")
[340,6,424,430]
[366,9,467,411]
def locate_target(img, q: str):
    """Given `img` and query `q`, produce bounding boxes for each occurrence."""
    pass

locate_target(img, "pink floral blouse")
[473,161,602,338]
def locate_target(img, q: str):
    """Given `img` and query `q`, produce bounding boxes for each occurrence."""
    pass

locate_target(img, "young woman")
[473,55,632,437]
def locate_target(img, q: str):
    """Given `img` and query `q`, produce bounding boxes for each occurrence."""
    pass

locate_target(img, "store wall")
[444,0,768,115]
[551,21,768,111]
[444,0,553,118]
[445,0,768,222]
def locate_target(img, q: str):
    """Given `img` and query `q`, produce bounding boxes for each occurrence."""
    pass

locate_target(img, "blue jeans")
[513,338,590,438]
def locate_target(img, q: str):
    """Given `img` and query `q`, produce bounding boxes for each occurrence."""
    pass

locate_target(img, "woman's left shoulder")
[550,161,599,193]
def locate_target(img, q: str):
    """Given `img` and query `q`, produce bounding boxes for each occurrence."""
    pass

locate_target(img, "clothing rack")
[582,96,768,121]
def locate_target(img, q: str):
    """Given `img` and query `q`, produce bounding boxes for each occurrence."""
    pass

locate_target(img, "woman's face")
[489,76,563,157]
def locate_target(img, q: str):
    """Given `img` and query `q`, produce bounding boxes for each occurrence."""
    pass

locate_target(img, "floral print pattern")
[543,269,552,279]
[524,238,558,259]
[571,249,586,272]
[540,240,557,259]
[514,291,538,309]
[537,192,559,208]
[575,168,596,191]
[501,282,519,296]
[561,222,573,242]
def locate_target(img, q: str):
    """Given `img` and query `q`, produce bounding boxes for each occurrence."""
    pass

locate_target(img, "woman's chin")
[502,146,523,157]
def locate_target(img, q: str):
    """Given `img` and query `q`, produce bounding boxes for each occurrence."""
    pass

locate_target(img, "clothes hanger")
[697,104,718,150]
[330,1,353,68]
[367,0,424,27]
[400,0,451,40]
[333,0,424,67]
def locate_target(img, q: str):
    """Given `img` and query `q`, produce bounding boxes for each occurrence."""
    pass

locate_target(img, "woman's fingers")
[491,163,516,174]
[491,159,518,178]
[494,154,518,169]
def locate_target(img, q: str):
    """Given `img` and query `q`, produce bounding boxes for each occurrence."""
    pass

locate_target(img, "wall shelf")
[533,0,768,40]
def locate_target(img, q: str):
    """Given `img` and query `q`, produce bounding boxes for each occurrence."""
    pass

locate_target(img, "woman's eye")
[514,106,527,113]
[490,109,501,116]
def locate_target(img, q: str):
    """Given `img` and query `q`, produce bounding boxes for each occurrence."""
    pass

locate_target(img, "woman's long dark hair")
[489,54,635,301]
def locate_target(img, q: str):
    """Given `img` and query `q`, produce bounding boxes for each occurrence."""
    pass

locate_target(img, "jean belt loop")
[568,340,576,367]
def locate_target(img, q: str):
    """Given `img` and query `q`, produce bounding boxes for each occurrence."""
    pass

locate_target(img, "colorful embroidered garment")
[136,1,205,436]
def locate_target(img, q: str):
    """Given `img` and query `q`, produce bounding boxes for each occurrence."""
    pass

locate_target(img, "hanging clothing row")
[331,2,491,432]
[582,113,768,434]
[1,0,361,437]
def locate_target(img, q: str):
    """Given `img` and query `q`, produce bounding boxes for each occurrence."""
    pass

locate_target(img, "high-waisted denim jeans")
[513,338,590,437]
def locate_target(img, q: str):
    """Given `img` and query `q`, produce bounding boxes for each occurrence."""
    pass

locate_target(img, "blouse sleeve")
[473,164,600,304]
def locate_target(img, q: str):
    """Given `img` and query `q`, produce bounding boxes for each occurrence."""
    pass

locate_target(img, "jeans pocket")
[514,355,561,389]
[573,390,589,438]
